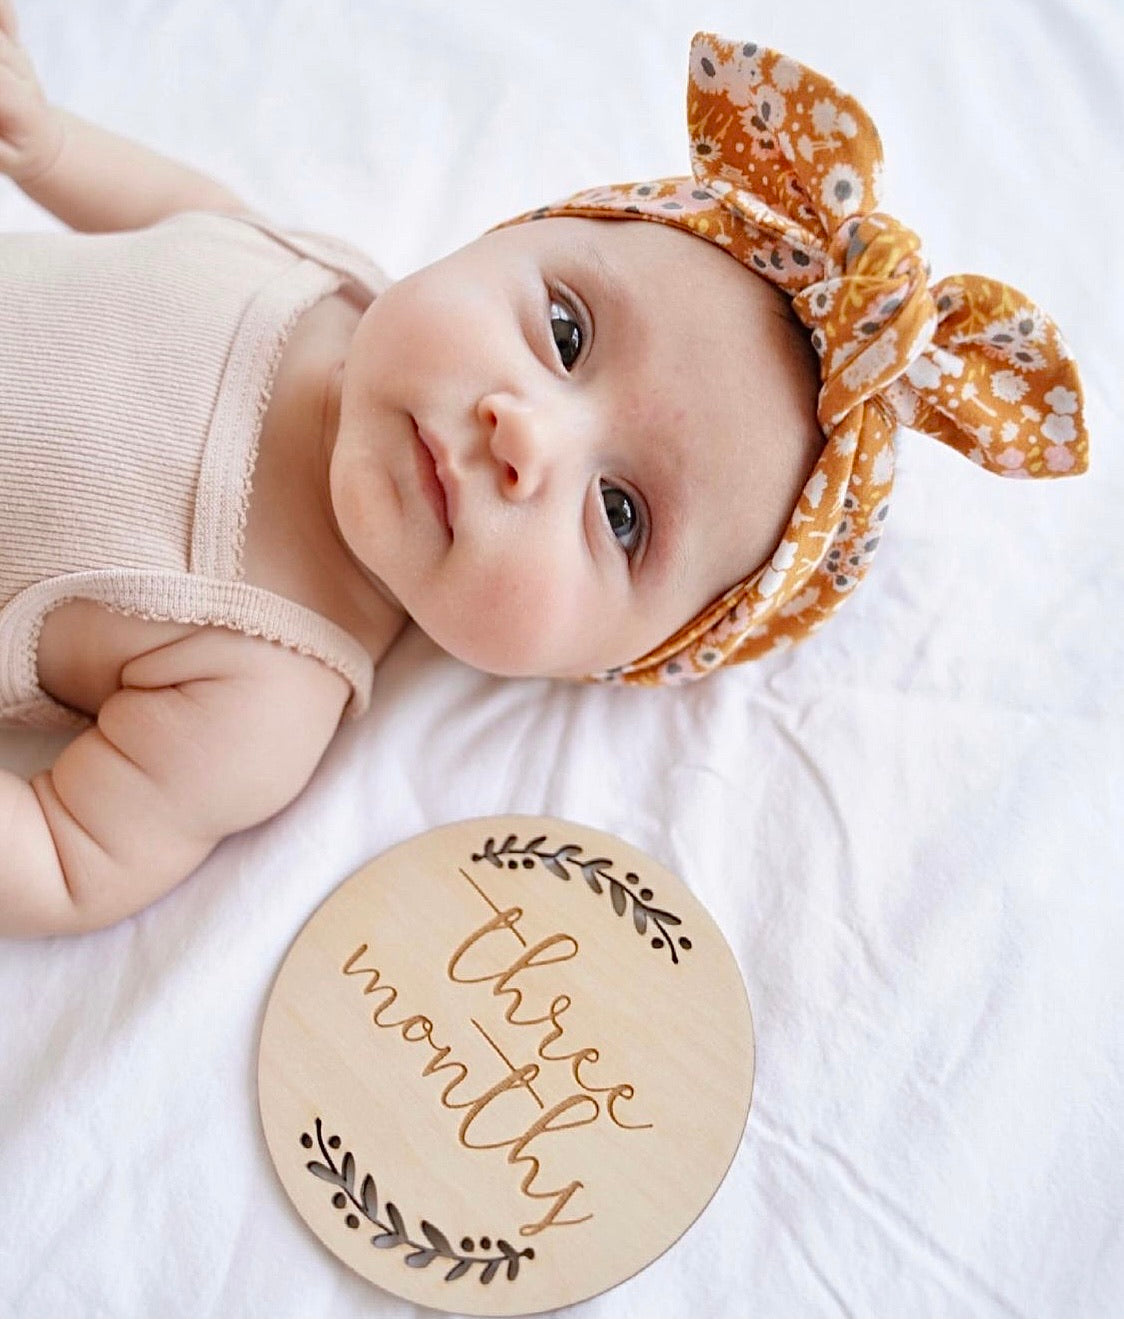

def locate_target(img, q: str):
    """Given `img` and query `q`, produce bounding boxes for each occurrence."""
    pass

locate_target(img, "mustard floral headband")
[508,34,1088,684]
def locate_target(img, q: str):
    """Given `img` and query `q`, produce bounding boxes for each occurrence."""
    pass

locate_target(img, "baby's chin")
[412,617,620,682]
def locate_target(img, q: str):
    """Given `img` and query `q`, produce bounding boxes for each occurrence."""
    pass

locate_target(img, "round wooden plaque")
[258,816,754,1315]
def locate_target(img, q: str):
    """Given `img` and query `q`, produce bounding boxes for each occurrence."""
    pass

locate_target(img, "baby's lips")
[415,421,458,535]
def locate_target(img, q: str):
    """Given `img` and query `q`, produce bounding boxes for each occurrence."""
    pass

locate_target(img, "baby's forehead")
[507,213,777,305]
[473,213,820,453]
[517,216,792,358]
[584,221,809,404]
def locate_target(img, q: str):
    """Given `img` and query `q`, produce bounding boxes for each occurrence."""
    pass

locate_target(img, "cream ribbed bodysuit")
[0,210,388,729]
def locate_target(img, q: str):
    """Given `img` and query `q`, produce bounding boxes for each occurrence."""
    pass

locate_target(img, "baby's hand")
[0,0,63,183]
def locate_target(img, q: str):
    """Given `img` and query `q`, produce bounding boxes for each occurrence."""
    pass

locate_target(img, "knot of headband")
[510,34,1088,684]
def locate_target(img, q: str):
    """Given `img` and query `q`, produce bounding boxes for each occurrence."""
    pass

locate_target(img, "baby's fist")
[0,0,63,183]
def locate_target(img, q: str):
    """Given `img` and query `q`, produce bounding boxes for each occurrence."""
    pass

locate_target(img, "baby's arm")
[0,629,349,938]
[0,0,245,231]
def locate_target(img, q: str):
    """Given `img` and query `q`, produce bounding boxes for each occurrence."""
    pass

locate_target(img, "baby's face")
[329,216,822,677]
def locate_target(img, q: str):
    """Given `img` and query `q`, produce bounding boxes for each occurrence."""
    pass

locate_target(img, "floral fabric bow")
[512,34,1088,684]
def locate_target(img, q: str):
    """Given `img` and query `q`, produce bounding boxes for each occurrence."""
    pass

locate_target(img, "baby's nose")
[478,391,550,500]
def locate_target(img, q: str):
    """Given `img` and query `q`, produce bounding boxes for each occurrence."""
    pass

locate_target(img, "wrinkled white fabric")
[0,2,1120,1317]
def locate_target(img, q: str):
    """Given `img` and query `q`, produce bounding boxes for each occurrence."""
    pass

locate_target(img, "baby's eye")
[550,298,583,371]
[600,481,643,557]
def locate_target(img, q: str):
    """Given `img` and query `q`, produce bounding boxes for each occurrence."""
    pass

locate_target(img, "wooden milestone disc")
[258,816,754,1315]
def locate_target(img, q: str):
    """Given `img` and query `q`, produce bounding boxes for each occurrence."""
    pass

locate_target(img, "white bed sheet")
[1,1,1121,1316]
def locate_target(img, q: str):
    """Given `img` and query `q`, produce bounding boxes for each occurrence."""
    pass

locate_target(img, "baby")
[0,13,1087,937]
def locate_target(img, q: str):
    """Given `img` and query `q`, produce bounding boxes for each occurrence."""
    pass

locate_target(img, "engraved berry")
[300,1132,313,1148]
[332,1193,346,1209]
[461,1237,474,1252]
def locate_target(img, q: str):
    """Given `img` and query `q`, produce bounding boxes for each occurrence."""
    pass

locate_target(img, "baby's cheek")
[432,564,586,677]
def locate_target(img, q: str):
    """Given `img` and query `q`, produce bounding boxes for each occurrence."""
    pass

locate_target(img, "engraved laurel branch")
[472,833,693,965]
[301,1118,535,1284]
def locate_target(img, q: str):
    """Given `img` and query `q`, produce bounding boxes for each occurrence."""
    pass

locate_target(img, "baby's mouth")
[413,420,454,537]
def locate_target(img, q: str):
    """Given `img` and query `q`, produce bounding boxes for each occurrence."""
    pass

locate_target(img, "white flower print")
[1044,385,1079,415]
[871,445,895,484]
[689,36,723,82]
[757,541,800,599]
[833,428,859,458]
[962,380,999,417]
[779,585,821,617]
[829,341,855,376]
[758,564,787,599]
[710,600,753,643]
[690,136,722,172]
[883,379,919,425]
[771,56,803,91]
[727,43,765,95]
[991,370,1028,404]
[841,328,900,391]
[804,280,837,319]
[771,539,799,572]
[934,282,967,319]
[820,163,864,218]
[1042,412,1077,444]
[906,354,943,391]
[1011,343,1047,371]
[745,240,814,291]
[689,37,745,100]
[746,125,781,162]
[811,98,839,136]
[797,133,816,162]
[732,188,787,229]
[564,186,619,208]
[1019,305,1047,341]
[694,46,761,106]
[980,308,1048,370]
[755,85,788,130]
[929,346,964,378]
[1001,419,1021,443]
[658,661,694,685]
[804,469,829,508]
[836,110,858,138]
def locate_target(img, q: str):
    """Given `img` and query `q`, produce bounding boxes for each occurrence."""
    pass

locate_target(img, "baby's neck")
[242,290,407,665]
